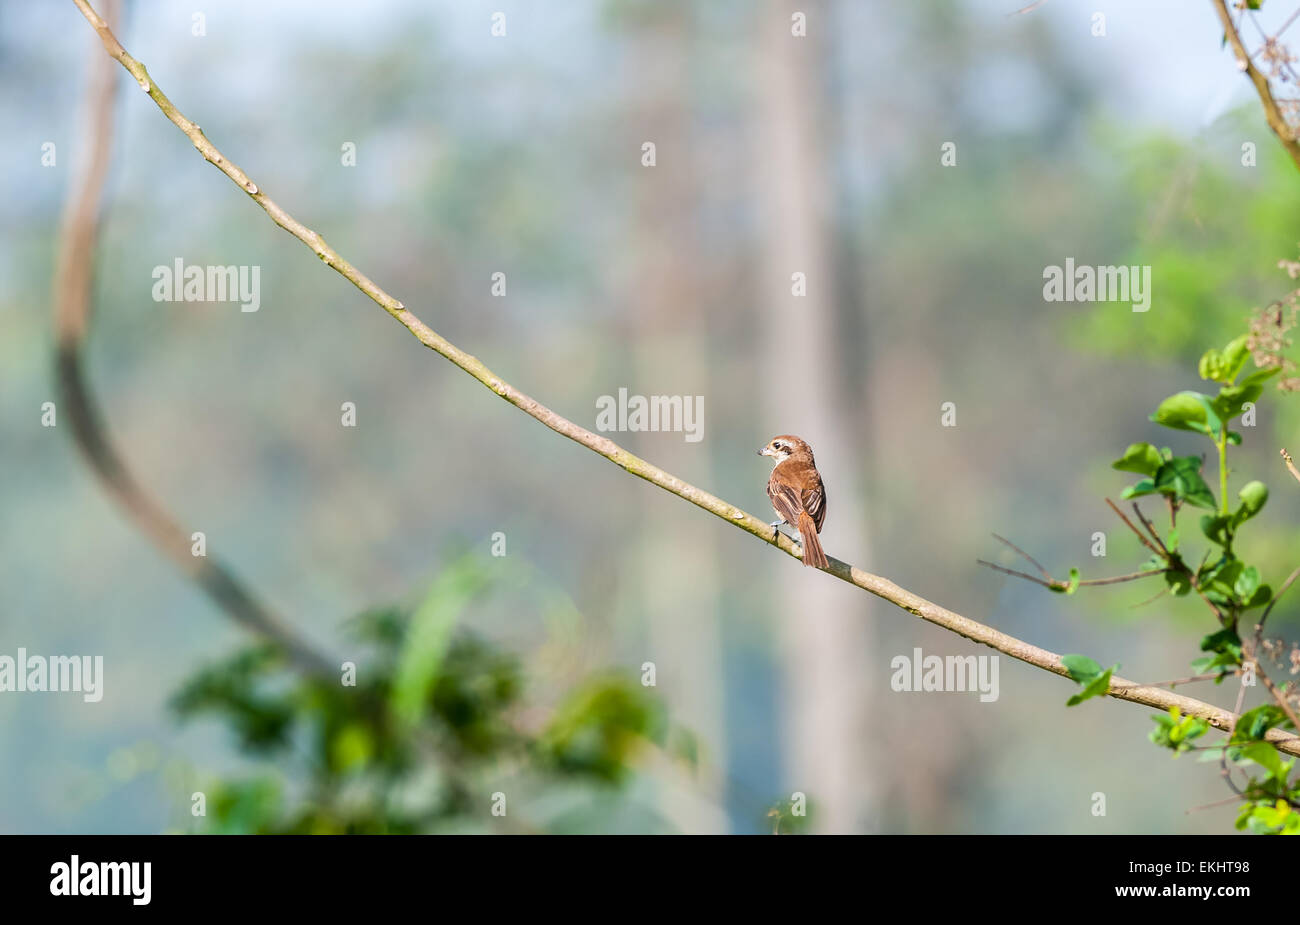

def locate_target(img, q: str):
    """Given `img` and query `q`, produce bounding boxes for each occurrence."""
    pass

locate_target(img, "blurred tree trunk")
[622,3,730,833]
[753,0,879,833]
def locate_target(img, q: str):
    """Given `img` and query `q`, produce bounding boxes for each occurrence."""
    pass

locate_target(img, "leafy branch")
[982,331,1300,833]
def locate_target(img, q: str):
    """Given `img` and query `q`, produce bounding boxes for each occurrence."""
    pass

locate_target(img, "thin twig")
[1105,499,1162,556]
[1107,499,1222,620]
[1077,569,1167,587]
[1145,670,1239,689]
[1129,585,1169,609]
[976,559,1163,590]
[1258,565,1300,637]
[990,533,1052,582]
[976,560,1057,590]
[1008,0,1049,15]
[1186,794,1243,813]
[1131,502,1168,557]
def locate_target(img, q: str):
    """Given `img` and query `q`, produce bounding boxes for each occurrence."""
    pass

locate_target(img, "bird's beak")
[757,447,766,456]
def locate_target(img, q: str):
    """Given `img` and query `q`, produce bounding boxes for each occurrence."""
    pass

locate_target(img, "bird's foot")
[770,521,801,546]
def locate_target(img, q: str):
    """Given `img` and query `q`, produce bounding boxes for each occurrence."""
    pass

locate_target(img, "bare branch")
[1129,585,1169,609]
[990,533,1053,582]
[1105,498,1163,557]
[975,560,1057,590]
[1130,502,1169,558]
[977,558,1163,590]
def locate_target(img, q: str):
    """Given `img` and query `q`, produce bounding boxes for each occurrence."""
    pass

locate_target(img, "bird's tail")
[797,512,828,569]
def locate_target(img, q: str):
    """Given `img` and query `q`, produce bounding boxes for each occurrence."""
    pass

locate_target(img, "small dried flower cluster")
[1246,258,1300,391]
[1258,35,1299,83]
[1230,3,1300,132]
[1258,637,1300,714]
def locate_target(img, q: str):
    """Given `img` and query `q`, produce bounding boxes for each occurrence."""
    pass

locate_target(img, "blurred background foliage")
[2,0,1299,833]
[170,554,691,833]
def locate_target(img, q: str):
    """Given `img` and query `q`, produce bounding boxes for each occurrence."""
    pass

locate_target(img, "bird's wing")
[767,478,805,526]
[802,479,826,533]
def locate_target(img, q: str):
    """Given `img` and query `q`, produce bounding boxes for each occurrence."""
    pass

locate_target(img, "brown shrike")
[758,435,828,569]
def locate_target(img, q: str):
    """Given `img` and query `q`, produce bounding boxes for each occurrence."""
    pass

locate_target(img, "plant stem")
[1218,430,1229,516]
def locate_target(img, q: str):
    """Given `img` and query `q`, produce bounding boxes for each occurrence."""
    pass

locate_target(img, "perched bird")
[758,434,828,568]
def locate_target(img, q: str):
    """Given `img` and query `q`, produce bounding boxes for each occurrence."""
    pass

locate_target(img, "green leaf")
[1239,742,1290,782]
[1230,704,1289,743]
[1049,567,1081,595]
[1120,479,1158,500]
[1244,584,1272,609]
[1199,337,1250,384]
[1198,347,1223,382]
[1066,667,1114,706]
[1221,335,1252,383]
[1235,802,1253,831]
[1199,626,1242,660]
[1112,442,1164,477]
[1196,745,1226,762]
[1061,656,1119,707]
[1201,560,1244,604]
[1164,569,1192,596]
[1149,705,1210,753]
[1212,378,1267,423]
[390,557,490,727]
[1193,393,1225,437]
[1239,365,1282,389]
[1200,513,1232,547]
[1234,480,1268,526]
[1234,565,1261,600]
[1200,341,1249,384]
[1153,456,1216,510]
[1061,654,1104,684]
[1191,651,1239,679]
[1150,391,1215,435]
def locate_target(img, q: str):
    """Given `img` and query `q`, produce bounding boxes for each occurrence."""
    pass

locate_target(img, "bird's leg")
[770,521,800,545]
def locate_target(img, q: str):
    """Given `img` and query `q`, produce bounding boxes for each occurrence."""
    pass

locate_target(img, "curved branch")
[56,0,332,677]
[68,0,1300,758]
[1212,0,1300,171]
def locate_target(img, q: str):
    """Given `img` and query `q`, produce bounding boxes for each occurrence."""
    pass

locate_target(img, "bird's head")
[758,435,813,465]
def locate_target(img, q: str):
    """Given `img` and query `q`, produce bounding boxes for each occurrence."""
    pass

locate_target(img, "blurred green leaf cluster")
[171,554,682,833]
[1063,333,1298,831]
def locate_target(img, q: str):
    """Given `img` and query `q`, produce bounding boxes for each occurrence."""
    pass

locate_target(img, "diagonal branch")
[68,0,1300,758]
[1212,0,1300,172]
